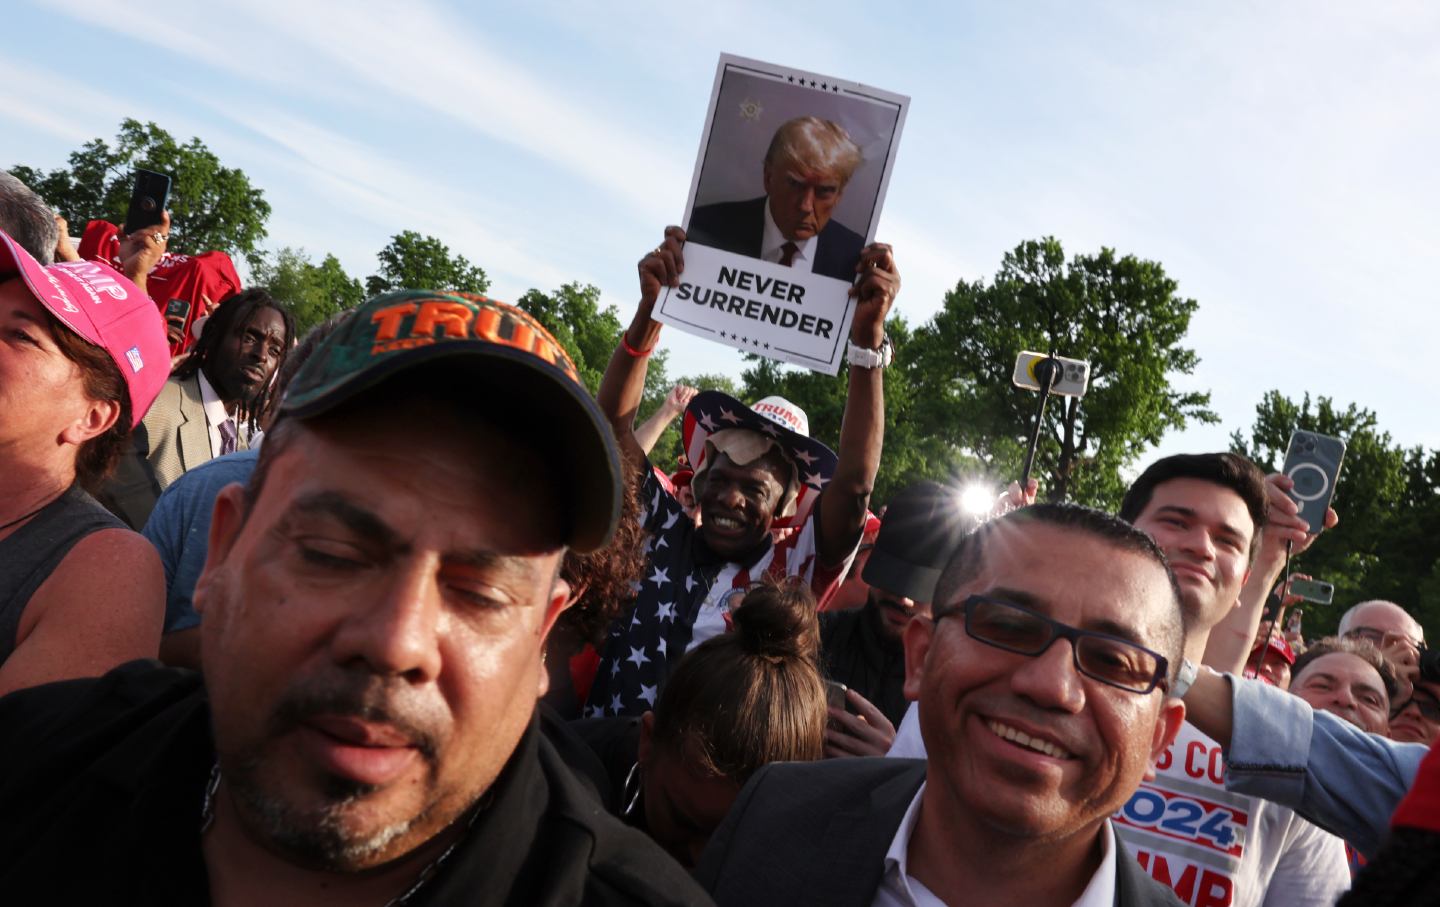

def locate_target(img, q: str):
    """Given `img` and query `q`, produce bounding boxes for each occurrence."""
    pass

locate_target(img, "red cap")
[0,230,168,428]
[1391,741,1440,832]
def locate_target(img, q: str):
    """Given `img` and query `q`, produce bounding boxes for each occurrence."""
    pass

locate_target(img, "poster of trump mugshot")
[655,54,909,374]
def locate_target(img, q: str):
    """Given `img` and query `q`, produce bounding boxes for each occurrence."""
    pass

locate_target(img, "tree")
[906,237,1216,508]
[366,231,488,297]
[10,119,270,256]
[515,282,625,394]
[1230,391,1437,638]
[249,247,364,336]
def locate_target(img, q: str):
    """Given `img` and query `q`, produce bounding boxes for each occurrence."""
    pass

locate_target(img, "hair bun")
[731,577,820,663]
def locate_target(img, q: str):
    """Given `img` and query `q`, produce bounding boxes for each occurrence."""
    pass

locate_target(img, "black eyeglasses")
[935,595,1170,695]
[1344,627,1423,656]
[1392,690,1440,722]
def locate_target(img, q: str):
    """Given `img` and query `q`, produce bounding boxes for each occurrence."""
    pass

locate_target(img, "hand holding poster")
[656,54,909,374]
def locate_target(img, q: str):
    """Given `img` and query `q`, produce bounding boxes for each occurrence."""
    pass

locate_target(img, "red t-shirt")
[79,220,242,357]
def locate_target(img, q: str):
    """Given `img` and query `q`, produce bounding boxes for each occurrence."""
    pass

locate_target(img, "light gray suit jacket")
[99,372,246,529]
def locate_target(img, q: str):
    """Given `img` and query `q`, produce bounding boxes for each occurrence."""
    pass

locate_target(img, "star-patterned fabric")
[584,460,854,718]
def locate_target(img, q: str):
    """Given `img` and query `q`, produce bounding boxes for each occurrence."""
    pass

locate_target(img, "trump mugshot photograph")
[681,56,907,285]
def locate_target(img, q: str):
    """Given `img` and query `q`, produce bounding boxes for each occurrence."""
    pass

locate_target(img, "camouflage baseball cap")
[280,290,622,553]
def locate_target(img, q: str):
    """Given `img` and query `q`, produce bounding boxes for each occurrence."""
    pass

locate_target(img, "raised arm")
[597,227,686,473]
[816,244,899,567]
[1202,472,1336,673]
[1188,667,1427,859]
[633,384,698,456]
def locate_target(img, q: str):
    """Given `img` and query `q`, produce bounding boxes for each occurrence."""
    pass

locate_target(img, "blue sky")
[6,1,1438,476]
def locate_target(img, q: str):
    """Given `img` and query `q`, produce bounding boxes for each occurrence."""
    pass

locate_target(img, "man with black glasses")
[697,504,1189,907]
[1337,599,1438,746]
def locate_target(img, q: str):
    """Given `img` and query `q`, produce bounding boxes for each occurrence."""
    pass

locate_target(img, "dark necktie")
[219,418,238,456]
[779,241,798,267]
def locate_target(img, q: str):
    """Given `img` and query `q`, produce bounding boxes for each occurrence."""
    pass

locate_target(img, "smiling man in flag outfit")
[586,225,898,717]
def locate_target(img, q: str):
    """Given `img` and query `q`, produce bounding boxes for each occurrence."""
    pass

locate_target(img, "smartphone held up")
[1281,430,1346,535]
[123,168,172,236]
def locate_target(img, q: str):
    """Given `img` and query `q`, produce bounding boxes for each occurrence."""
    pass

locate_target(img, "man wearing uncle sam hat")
[586,225,899,717]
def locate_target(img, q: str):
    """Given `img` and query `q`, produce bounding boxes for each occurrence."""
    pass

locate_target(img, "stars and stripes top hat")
[681,390,838,530]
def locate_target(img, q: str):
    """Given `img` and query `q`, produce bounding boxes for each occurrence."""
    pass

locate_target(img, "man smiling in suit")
[697,504,1189,907]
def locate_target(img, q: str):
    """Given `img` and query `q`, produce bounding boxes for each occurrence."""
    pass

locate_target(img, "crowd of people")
[0,156,1436,907]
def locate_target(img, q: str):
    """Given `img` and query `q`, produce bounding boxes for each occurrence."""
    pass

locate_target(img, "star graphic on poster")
[657,601,676,623]
[638,683,658,706]
[720,407,742,424]
[738,97,763,121]
[699,411,718,431]
[627,646,650,668]
[793,449,818,466]
[649,566,670,586]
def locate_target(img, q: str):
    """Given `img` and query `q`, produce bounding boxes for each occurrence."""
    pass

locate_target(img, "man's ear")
[902,616,934,701]
[59,397,121,447]
[1144,697,1186,783]
[538,573,572,644]
[193,482,248,616]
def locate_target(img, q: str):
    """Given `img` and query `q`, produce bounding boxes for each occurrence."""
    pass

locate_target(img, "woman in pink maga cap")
[0,227,170,695]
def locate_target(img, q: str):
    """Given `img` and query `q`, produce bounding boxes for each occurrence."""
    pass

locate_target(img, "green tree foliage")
[10,119,270,256]
[516,282,625,394]
[249,247,364,337]
[366,231,489,297]
[1230,391,1438,638]
[906,237,1216,508]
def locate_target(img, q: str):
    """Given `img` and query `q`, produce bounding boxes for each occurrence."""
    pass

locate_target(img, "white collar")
[760,197,818,267]
[196,370,231,428]
[880,784,1119,907]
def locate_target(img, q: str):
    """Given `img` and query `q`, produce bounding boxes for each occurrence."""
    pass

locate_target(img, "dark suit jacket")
[695,758,1185,907]
[686,196,865,282]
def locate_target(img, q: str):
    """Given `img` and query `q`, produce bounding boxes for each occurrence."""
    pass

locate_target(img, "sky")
[5,0,1438,481]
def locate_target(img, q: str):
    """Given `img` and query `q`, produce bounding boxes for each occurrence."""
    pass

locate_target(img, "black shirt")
[819,605,910,728]
[0,661,714,906]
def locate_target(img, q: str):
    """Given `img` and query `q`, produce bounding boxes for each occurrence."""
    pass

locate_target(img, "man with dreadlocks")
[100,288,294,528]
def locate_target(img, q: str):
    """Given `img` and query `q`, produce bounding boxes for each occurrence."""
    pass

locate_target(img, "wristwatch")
[1171,658,1199,698]
[846,335,893,369]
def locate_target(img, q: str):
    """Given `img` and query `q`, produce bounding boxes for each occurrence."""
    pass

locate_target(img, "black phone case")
[123,169,172,235]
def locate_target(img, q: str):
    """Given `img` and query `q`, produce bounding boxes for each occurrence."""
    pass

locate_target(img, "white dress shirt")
[871,782,1120,907]
[196,370,234,458]
[759,198,818,273]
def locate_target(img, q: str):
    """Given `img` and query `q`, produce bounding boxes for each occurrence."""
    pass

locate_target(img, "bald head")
[1339,600,1424,644]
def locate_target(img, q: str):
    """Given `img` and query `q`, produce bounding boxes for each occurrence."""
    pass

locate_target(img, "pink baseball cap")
[0,229,169,428]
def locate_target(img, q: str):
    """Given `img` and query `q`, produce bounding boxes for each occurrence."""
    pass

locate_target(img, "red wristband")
[620,334,653,358]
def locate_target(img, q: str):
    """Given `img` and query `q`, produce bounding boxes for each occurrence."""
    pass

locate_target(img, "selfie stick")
[1019,356,1059,490]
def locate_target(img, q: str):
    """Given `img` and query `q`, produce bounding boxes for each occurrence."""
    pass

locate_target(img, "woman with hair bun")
[575,576,827,867]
